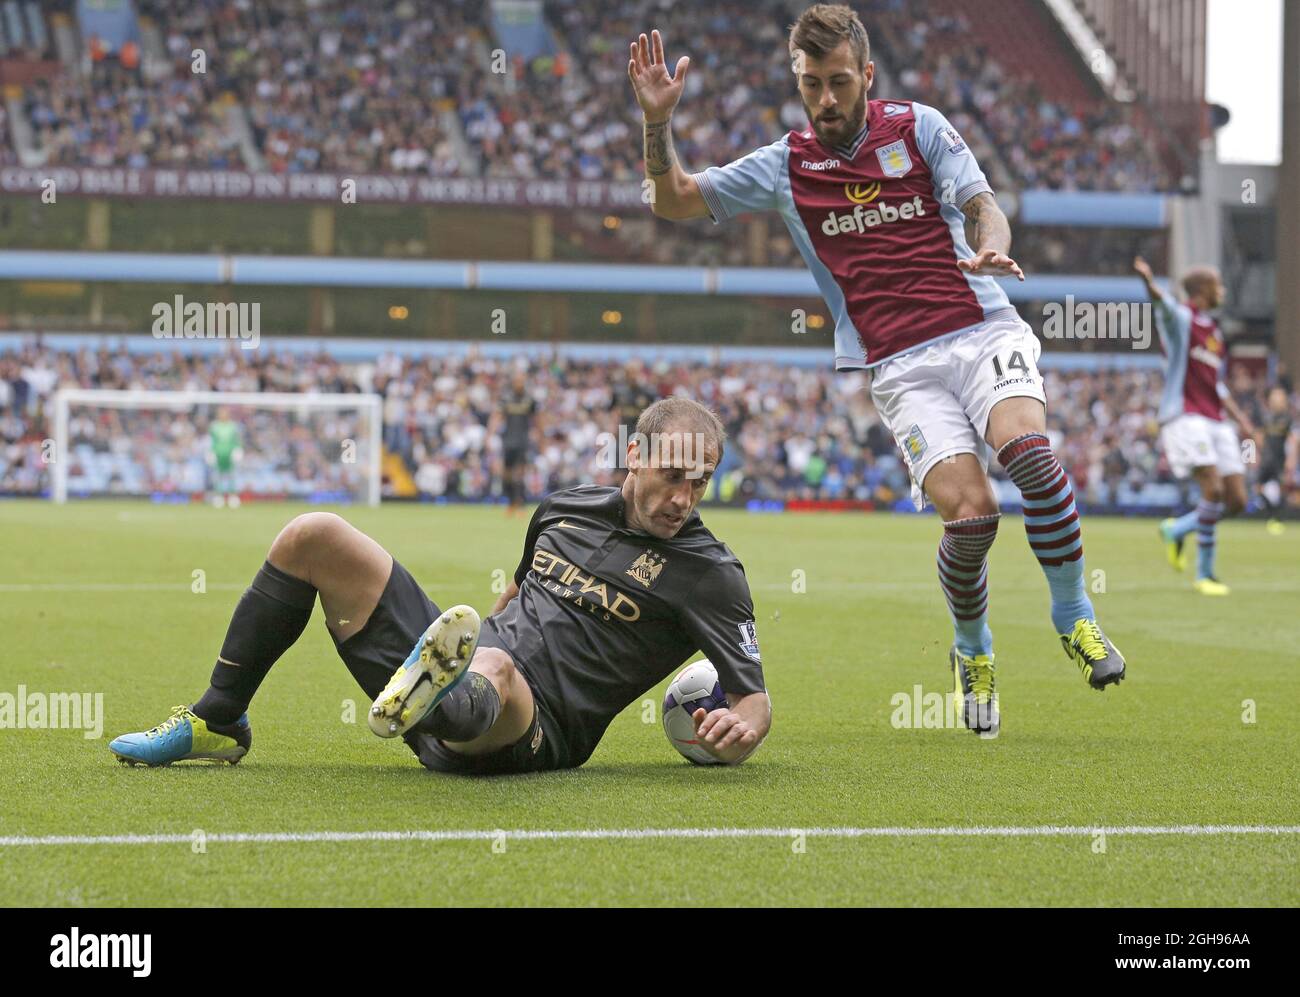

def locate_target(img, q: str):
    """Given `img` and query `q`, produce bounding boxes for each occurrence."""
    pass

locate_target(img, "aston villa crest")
[626,550,667,588]
[875,139,912,177]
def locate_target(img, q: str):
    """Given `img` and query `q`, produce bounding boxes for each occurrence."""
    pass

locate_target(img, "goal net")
[51,390,383,505]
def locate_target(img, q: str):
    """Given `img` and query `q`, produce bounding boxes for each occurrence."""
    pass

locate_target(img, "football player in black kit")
[499,370,536,518]
[1257,385,1297,532]
[109,398,771,773]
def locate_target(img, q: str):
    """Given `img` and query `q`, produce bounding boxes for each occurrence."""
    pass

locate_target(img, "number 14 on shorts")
[990,350,1032,383]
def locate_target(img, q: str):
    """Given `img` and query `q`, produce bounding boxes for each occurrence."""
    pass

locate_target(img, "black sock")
[416,672,501,742]
[193,560,317,724]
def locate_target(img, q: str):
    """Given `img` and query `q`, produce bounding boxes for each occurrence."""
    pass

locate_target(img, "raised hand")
[628,29,689,123]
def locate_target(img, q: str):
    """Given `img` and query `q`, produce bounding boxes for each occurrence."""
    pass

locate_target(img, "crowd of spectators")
[207,0,474,176]
[25,59,238,169]
[10,0,1184,192]
[24,0,476,175]
[859,0,1182,192]
[465,0,1184,192]
[2,340,1294,511]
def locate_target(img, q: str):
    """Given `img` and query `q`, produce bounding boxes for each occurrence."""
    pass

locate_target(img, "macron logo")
[801,158,840,171]
[50,928,151,977]
[821,195,927,235]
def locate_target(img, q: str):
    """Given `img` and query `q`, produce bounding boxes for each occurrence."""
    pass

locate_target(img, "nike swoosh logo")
[557,520,586,530]
[216,656,243,668]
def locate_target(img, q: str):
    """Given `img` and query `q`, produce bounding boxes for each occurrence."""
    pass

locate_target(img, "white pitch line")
[2,825,1298,847]
[0,583,246,592]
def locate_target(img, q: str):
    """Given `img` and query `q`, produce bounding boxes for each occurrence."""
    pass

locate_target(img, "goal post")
[51,389,383,506]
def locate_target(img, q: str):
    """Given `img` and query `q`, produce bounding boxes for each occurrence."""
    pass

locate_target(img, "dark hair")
[635,396,726,467]
[789,3,870,69]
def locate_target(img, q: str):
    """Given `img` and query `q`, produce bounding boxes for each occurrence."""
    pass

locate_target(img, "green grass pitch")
[1,500,1297,906]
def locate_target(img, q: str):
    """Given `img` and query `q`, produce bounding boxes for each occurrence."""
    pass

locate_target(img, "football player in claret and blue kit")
[1136,256,1256,596]
[629,4,1127,738]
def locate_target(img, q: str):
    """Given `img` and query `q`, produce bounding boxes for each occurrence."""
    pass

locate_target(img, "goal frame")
[51,389,383,506]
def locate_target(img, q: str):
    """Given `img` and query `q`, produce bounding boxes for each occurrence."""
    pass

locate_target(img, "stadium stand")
[1,339,1293,510]
[3,0,1189,192]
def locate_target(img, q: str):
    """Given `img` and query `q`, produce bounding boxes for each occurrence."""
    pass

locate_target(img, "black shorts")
[331,558,567,775]
[503,445,528,469]
[406,695,567,775]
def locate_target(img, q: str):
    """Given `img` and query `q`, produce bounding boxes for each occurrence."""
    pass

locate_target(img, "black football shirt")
[501,391,536,450]
[478,484,766,766]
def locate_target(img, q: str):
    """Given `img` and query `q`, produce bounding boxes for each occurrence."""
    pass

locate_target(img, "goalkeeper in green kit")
[208,406,243,508]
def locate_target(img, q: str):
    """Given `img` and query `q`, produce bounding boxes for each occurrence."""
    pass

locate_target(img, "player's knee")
[271,512,349,566]
[1225,494,1245,517]
[948,495,999,522]
[470,647,518,701]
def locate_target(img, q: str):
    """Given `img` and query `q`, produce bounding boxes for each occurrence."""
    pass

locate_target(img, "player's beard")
[808,87,867,149]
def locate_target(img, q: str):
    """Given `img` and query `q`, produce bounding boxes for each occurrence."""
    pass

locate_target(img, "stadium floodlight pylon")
[51,389,383,506]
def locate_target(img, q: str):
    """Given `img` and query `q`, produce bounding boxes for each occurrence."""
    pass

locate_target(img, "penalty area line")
[2,825,1299,847]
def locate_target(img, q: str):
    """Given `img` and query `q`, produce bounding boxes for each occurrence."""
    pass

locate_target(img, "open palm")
[628,29,689,122]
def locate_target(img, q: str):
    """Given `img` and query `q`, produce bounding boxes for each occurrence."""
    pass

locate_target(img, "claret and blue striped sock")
[998,433,1095,635]
[937,514,1000,657]
[1194,499,1224,580]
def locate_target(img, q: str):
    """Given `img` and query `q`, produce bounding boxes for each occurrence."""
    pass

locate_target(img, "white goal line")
[3,825,1298,847]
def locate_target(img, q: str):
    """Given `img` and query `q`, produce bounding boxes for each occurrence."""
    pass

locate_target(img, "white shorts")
[1160,413,1244,479]
[869,317,1047,510]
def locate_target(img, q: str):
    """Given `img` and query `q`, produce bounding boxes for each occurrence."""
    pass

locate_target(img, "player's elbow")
[650,178,703,221]
[651,195,689,221]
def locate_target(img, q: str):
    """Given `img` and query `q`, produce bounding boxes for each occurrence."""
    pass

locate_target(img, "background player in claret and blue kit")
[108,397,771,773]
[629,3,1125,738]
[1134,256,1256,596]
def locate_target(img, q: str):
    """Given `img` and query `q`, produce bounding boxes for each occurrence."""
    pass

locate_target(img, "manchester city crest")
[626,550,667,588]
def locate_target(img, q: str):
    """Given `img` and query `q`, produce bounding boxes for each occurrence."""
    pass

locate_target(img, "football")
[662,659,730,765]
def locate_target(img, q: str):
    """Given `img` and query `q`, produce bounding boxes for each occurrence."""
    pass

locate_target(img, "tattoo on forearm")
[644,119,675,176]
[962,194,1011,254]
